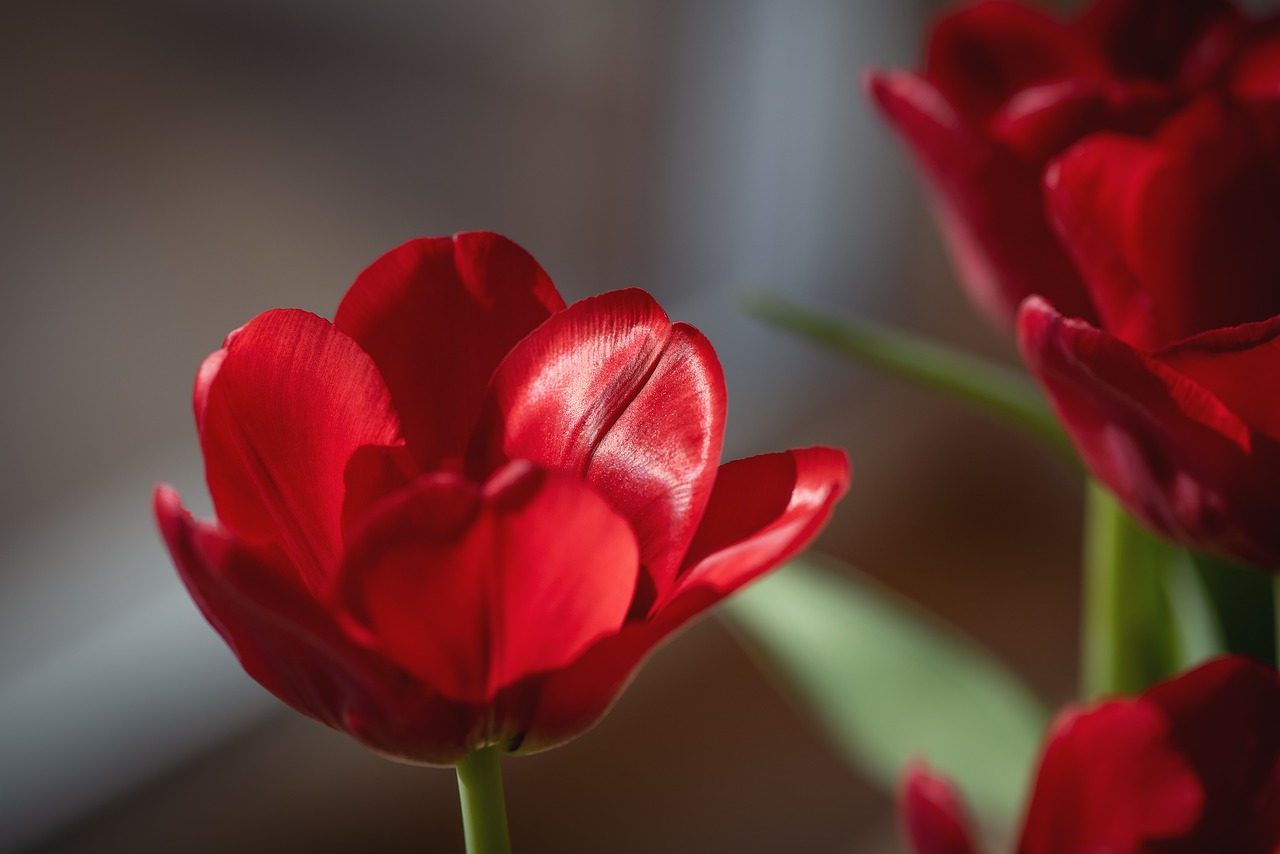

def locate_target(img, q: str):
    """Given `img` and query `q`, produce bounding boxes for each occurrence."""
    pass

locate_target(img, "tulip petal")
[1043,134,1165,347]
[1047,101,1280,349]
[1142,656,1280,851]
[1018,701,1202,854]
[1158,316,1280,443]
[154,487,440,731]
[1019,297,1280,566]
[1077,0,1240,82]
[340,442,419,541]
[338,463,639,706]
[518,446,848,753]
[472,289,726,607]
[334,232,566,468]
[992,79,1171,162]
[661,447,851,621]
[156,485,482,765]
[199,309,402,589]
[926,1,1105,122]
[867,72,1096,327]
[900,762,979,854]
[1231,29,1280,99]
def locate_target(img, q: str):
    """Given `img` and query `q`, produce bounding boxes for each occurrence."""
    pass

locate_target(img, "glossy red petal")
[1048,100,1280,350]
[517,446,848,753]
[1141,656,1280,852]
[1019,298,1280,567]
[1077,0,1241,82]
[900,762,979,854]
[659,447,850,621]
[1017,701,1202,854]
[334,232,566,469]
[199,309,402,590]
[925,0,1105,122]
[867,71,1095,328]
[472,289,725,606]
[337,463,639,706]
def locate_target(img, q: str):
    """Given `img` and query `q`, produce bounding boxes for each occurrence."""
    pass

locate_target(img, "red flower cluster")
[155,232,849,765]
[872,0,1280,566]
[902,656,1280,854]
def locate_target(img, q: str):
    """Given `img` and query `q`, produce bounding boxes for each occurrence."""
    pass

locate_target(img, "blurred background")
[0,1,1098,851]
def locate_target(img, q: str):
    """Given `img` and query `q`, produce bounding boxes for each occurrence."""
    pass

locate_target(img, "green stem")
[1188,553,1277,667]
[1081,482,1180,700]
[456,747,512,854]
[747,293,1075,460]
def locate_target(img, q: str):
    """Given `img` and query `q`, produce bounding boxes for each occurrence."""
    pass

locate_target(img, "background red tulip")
[1019,81,1280,566]
[868,0,1246,328]
[901,656,1280,854]
[155,232,849,765]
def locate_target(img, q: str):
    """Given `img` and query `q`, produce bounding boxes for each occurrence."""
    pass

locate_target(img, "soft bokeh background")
[0,1,1106,851]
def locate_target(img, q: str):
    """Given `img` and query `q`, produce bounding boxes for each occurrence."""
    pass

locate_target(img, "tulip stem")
[1081,482,1180,700]
[746,293,1076,461]
[456,746,512,854]
[1187,553,1277,667]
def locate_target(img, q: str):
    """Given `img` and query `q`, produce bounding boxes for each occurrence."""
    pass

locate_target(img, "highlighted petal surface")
[473,289,725,604]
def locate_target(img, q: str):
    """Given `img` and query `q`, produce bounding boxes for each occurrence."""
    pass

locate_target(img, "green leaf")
[722,557,1050,828]
[746,292,1076,461]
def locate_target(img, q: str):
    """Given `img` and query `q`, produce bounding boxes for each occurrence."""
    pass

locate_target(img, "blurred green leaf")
[746,292,1076,461]
[722,557,1050,827]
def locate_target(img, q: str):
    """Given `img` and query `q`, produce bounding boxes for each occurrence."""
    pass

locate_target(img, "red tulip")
[901,656,1280,854]
[867,0,1248,328]
[1018,87,1280,566]
[155,232,850,765]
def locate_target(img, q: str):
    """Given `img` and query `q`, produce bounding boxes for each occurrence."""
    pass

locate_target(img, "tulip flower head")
[155,232,849,765]
[901,656,1280,854]
[873,0,1280,567]
[868,0,1251,329]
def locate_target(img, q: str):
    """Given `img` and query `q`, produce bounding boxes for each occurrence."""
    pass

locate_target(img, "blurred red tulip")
[867,0,1250,328]
[901,656,1280,854]
[1019,90,1280,567]
[155,232,849,765]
